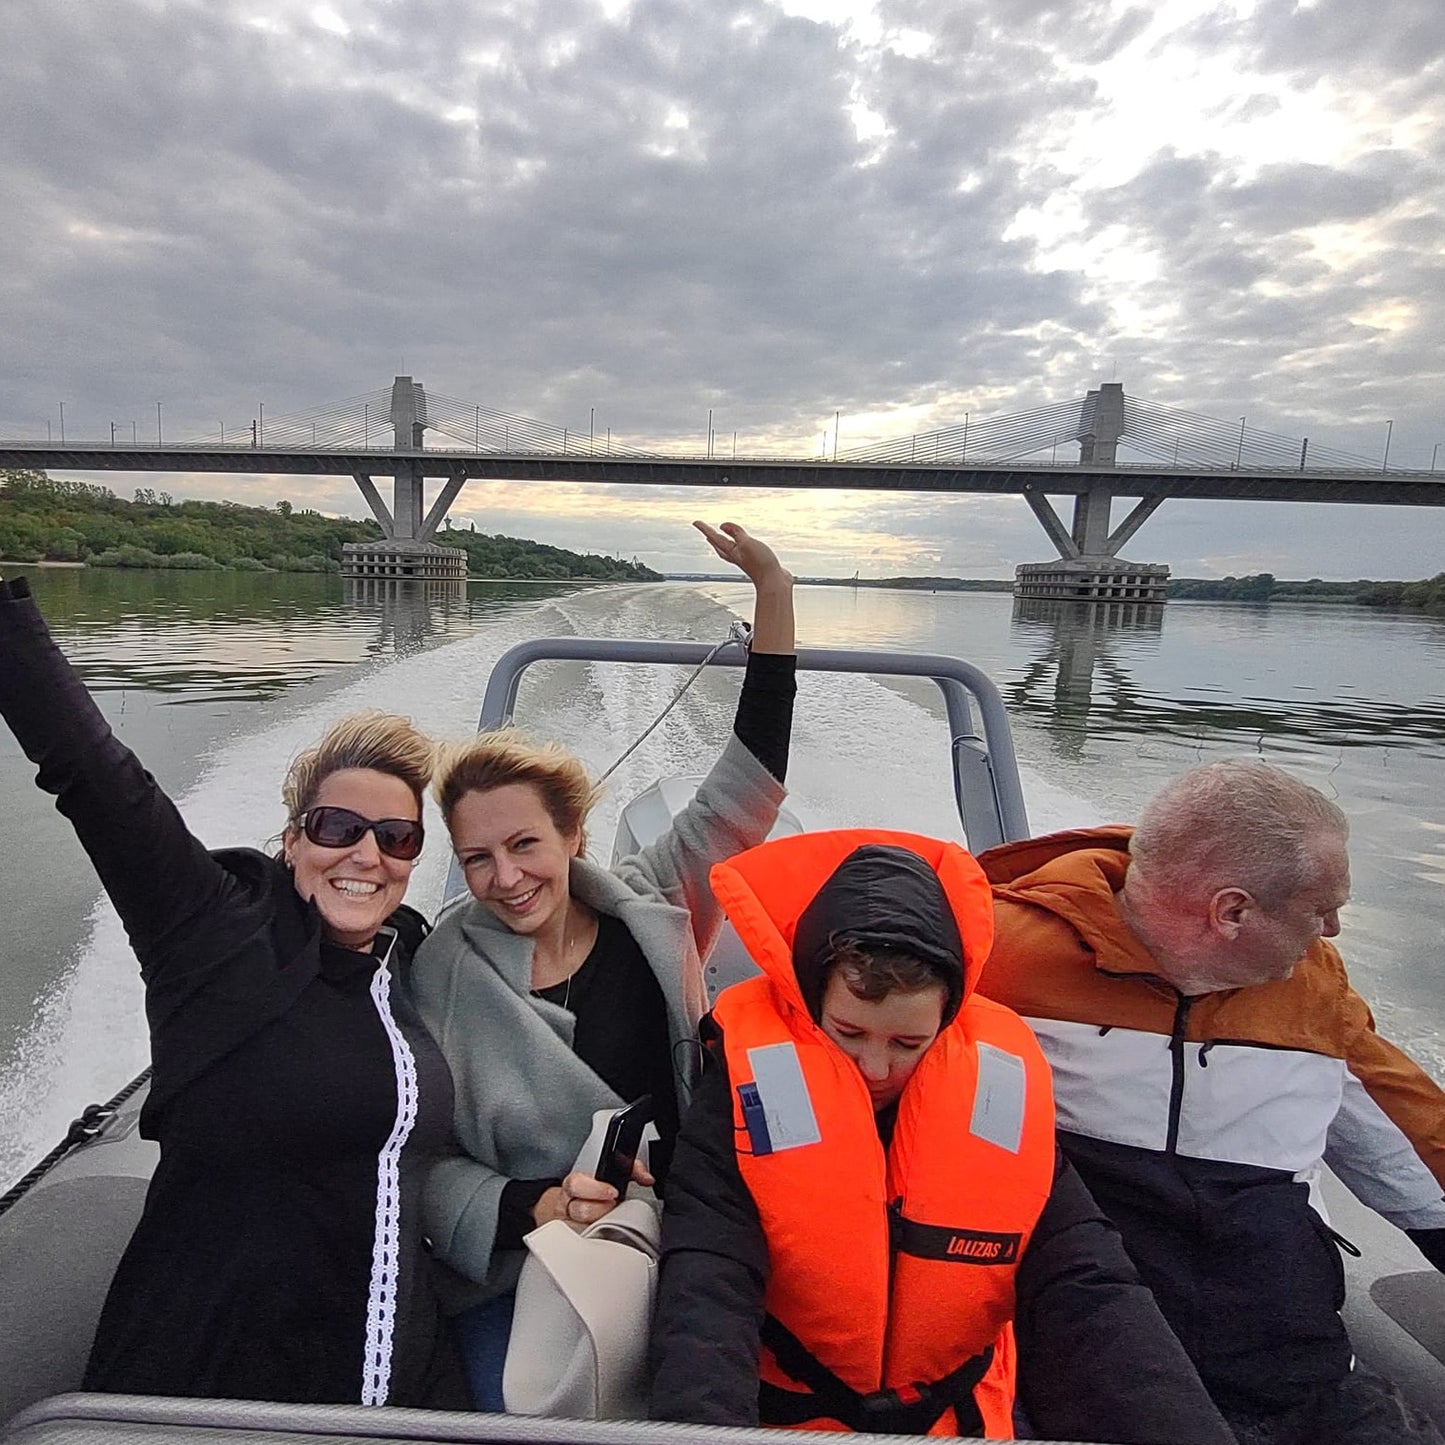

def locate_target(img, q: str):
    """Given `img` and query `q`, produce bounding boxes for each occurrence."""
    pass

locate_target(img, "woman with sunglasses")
[0,569,466,1409]
[408,521,795,1411]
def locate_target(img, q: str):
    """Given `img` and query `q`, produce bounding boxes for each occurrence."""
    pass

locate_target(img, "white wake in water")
[3,582,1100,1185]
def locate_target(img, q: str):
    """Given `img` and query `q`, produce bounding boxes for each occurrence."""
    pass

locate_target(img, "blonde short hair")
[434,729,600,851]
[282,710,435,821]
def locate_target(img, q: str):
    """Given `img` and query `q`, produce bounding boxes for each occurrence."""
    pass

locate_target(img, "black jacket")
[650,1016,1235,1445]
[0,576,464,1407]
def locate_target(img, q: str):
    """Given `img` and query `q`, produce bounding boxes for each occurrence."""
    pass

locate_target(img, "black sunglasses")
[295,806,425,861]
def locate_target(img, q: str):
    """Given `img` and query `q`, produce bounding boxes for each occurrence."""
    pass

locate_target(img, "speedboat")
[2,636,1443,1444]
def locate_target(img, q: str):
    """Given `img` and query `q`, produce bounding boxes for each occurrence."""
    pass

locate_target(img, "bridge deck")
[3,444,1444,508]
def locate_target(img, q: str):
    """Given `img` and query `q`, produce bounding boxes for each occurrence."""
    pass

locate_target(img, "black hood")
[791,844,966,1027]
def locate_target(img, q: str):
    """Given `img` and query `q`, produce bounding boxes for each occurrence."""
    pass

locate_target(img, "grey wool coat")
[408,734,786,1307]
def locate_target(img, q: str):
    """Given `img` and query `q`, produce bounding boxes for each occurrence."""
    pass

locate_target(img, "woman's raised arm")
[610,525,796,966]
[0,573,240,977]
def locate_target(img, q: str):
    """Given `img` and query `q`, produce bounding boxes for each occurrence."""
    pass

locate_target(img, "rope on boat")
[596,620,752,785]
[0,1066,153,1219]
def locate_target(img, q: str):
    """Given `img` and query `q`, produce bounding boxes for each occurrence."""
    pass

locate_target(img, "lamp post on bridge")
[1382,419,1394,473]
[1432,443,1440,473]
[156,402,163,447]
[1235,417,1246,469]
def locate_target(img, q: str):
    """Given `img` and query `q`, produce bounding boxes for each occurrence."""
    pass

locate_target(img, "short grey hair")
[1130,760,1348,908]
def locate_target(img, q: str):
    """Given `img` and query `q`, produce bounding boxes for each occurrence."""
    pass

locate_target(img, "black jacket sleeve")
[732,651,795,783]
[1014,1150,1236,1445]
[649,1019,769,1425]
[0,576,245,979]
[1407,1225,1445,1272]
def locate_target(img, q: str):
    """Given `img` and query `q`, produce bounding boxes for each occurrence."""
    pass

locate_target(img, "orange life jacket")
[709,829,1057,1439]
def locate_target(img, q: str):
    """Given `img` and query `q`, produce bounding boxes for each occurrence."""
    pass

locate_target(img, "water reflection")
[1008,600,1164,758]
[15,568,573,704]
[345,577,469,658]
[1007,597,1445,760]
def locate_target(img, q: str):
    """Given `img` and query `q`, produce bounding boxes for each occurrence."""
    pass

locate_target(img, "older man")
[979,760,1445,1445]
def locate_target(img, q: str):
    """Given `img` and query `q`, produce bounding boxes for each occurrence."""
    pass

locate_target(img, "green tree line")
[0,470,660,581]
[1169,574,1445,610]
[1356,575,1445,613]
[434,525,660,581]
[1168,574,1366,601]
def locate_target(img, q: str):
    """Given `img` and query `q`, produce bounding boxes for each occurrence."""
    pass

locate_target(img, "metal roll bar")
[466,636,1029,851]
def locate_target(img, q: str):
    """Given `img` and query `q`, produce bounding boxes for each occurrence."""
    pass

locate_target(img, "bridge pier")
[342,377,467,580]
[341,539,469,580]
[1015,383,1170,603]
[1014,556,1169,602]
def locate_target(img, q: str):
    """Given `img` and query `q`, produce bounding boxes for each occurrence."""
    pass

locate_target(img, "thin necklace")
[537,914,582,1010]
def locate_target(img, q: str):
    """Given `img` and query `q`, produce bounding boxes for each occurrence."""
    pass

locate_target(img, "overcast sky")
[3,0,1443,578]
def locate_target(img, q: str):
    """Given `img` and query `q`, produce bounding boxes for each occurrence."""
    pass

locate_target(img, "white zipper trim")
[360,937,418,1407]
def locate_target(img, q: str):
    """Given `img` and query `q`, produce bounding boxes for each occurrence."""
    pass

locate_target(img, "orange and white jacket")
[980,827,1445,1415]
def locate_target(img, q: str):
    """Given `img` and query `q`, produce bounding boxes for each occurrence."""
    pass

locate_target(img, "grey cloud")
[2,0,1442,583]
[1236,0,1445,84]
[3,0,1113,445]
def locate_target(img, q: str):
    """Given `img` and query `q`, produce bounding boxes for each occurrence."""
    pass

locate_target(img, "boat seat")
[0,1176,148,1424]
[610,775,806,1007]
[1371,1272,1445,1365]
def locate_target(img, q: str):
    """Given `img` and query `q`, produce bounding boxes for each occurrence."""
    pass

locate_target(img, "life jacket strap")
[758,1314,992,1435]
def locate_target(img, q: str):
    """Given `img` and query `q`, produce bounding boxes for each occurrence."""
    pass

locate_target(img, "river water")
[3,569,1444,1188]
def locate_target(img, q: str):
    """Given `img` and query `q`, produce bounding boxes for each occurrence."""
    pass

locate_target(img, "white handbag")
[501,1111,662,1420]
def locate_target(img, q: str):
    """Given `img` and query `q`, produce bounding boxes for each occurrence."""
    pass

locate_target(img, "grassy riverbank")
[0,469,661,581]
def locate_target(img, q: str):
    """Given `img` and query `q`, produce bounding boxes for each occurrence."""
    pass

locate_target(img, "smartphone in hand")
[593,1095,654,1193]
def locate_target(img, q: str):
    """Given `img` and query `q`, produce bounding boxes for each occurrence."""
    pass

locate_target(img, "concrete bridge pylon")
[1014,382,1170,603]
[342,376,469,580]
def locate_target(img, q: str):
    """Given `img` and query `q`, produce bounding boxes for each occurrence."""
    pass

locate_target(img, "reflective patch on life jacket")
[746,1041,822,1151]
[970,1042,1026,1152]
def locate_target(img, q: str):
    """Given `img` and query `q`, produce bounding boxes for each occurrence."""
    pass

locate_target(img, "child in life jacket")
[648,830,1233,1445]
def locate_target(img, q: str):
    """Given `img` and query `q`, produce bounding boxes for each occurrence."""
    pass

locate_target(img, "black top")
[539,914,682,1163]
[729,650,794,784]
[0,576,465,1408]
[496,648,796,1248]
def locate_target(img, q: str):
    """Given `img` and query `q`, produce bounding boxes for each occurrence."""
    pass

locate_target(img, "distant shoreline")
[5,560,1435,614]
[0,559,642,585]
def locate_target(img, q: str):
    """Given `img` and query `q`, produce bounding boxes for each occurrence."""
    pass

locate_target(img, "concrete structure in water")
[1013,383,1169,603]
[342,376,468,581]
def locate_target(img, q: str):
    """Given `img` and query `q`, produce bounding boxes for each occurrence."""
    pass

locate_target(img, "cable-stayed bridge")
[3,378,1441,597]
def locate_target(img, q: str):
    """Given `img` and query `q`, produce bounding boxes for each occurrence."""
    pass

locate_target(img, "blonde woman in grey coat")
[408,521,796,1409]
